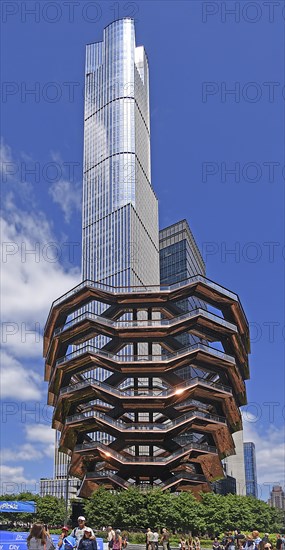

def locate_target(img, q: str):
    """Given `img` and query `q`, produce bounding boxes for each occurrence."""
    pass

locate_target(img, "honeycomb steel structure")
[44,275,250,498]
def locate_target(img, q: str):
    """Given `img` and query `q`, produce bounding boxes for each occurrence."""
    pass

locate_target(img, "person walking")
[27,523,55,550]
[107,527,115,550]
[71,517,95,548]
[146,529,154,550]
[160,529,170,550]
[113,530,122,550]
[78,529,97,550]
[152,530,159,550]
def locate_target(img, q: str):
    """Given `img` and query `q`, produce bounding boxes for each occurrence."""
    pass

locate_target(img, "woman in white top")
[27,523,54,550]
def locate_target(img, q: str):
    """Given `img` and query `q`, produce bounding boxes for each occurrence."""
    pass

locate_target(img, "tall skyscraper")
[83,18,159,287]
[51,18,160,484]
[244,441,258,497]
[44,18,250,497]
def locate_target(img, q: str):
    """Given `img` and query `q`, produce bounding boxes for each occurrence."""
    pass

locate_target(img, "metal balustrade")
[53,307,237,338]
[59,374,232,398]
[66,408,227,429]
[74,440,217,463]
[51,274,241,309]
[55,341,236,367]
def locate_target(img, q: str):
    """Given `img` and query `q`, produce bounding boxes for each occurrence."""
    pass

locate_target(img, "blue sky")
[1,1,284,502]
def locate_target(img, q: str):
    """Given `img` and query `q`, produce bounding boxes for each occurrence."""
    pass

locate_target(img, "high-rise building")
[159,221,247,496]
[159,220,205,286]
[83,18,159,287]
[268,485,285,510]
[224,430,246,495]
[244,441,258,497]
[44,18,250,497]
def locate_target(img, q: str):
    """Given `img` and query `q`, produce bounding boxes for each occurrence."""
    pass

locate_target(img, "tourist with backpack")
[71,517,95,549]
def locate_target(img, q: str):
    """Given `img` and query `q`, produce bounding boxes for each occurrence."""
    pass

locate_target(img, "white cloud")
[1,140,80,406]
[0,350,42,400]
[0,465,37,485]
[25,423,56,446]
[1,444,44,462]
[1,202,80,324]
[49,179,82,223]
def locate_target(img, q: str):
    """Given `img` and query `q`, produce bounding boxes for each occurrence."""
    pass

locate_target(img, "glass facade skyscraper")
[159,219,206,351]
[51,17,160,485]
[83,18,159,287]
[244,441,258,497]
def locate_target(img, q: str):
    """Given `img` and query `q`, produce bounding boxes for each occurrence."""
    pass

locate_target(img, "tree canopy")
[0,490,282,535]
[83,488,283,534]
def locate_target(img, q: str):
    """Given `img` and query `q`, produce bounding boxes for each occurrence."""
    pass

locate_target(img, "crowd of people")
[26,519,285,550]
[211,531,284,550]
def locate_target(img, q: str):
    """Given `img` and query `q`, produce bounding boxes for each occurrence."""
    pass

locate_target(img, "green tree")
[200,493,230,535]
[84,487,117,529]
[174,492,205,533]
[35,495,65,526]
[116,487,148,529]
[145,489,176,530]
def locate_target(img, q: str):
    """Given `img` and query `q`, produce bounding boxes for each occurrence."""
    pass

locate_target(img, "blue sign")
[0,534,103,550]
[0,502,36,514]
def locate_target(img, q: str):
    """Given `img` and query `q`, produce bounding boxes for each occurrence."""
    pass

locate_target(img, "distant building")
[223,430,246,495]
[213,474,236,495]
[40,477,79,505]
[244,441,258,497]
[268,485,285,510]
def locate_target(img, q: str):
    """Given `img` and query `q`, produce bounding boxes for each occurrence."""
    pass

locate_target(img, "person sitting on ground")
[27,523,55,550]
[78,528,97,550]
